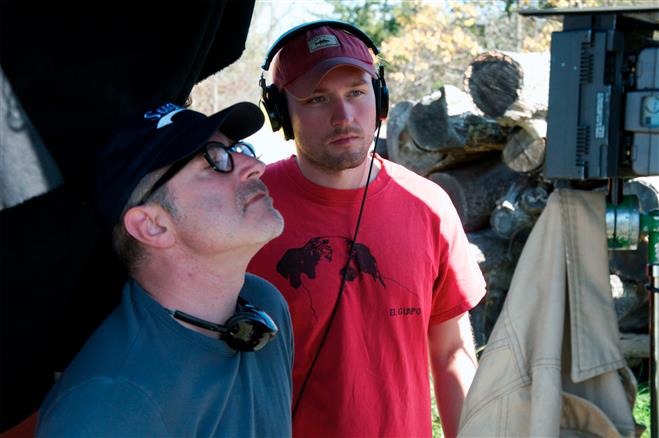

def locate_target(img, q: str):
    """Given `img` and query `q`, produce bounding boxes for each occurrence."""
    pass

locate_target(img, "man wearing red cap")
[249,22,486,438]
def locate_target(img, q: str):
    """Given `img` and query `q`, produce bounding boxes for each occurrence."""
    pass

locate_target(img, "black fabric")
[0,0,256,430]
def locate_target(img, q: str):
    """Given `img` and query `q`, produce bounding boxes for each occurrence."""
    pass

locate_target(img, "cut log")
[518,183,551,215]
[613,273,649,335]
[490,201,535,240]
[502,119,547,174]
[406,86,509,154]
[427,151,500,173]
[467,228,516,346]
[427,156,525,231]
[619,333,649,359]
[468,229,515,291]
[611,274,647,320]
[490,181,550,239]
[407,87,459,152]
[386,100,444,176]
[469,287,508,347]
[464,50,549,122]
[618,294,649,335]
[374,137,388,160]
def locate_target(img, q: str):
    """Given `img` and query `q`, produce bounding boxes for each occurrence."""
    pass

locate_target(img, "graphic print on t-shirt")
[276,236,385,289]
[276,236,416,319]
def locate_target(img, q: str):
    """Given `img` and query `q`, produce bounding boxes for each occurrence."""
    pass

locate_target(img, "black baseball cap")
[94,101,264,225]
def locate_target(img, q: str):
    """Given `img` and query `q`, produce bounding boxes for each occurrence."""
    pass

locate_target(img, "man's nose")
[330,98,354,126]
[234,152,265,181]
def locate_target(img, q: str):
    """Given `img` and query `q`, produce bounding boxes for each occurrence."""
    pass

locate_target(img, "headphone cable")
[292,121,383,418]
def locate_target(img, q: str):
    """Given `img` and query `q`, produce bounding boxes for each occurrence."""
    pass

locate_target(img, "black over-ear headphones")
[171,297,278,352]
[260,19,389,141]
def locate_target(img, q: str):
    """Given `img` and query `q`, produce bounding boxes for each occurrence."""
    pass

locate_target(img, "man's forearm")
[428,312,478,438]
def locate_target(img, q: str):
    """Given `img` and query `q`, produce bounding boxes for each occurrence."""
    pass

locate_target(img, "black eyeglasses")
[203,141,257,173]
[137,141,257,206]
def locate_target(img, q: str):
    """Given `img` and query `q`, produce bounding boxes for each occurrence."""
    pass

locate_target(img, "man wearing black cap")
[36,102,293,437]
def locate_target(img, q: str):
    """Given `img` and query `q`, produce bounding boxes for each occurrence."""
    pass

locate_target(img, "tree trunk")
[406,86,509,155]
[611,274,647,319]
[386,100,444,176]
[464,50,549,122]
[428,151,501,173]
[490,180,550,239]
[467,229,516,346]
[468,229,515,291]
[502,119,547,173]
[619,333,649,359]
[427,156,524,231]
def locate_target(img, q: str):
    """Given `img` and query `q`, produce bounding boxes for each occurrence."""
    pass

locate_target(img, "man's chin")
[321,150,370,172]
[272,211,285,238]
[264,208,285,240]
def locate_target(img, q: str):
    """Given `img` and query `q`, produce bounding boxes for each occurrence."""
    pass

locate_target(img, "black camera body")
[521,6,659,180]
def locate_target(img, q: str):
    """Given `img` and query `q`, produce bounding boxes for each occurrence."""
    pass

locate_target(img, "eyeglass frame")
[135,140,257,207]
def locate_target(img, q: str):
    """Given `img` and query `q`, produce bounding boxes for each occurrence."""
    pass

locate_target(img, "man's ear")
[123,205,175,249]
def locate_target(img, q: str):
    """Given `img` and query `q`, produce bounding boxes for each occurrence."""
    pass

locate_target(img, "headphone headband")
[259,20,388,140]
[261,19,380,72]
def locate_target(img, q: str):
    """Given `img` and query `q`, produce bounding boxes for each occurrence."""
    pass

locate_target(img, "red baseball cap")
[272,25,377,98]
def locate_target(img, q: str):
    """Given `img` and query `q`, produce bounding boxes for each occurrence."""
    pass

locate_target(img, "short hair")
[111,169,179,275]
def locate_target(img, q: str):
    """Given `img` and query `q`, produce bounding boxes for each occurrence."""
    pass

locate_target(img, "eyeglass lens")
[205,141,256,173]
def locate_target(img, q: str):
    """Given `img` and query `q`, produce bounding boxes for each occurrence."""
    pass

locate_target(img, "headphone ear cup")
[223,304,278,352]
[261,83,283,133]
[379,81,389,120]
[277,91,294,141]
[372,76,389,121]
[260,83,294,141]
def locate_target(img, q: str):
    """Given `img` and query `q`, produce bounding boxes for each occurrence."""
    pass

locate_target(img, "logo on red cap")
[308,34,339,53]
[272,26,377,98]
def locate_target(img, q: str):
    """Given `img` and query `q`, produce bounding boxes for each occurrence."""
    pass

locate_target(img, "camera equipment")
[520,6,659,435]
[519,6,659,181]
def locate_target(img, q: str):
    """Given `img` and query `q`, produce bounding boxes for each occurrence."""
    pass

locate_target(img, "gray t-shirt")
[36,274,293,437]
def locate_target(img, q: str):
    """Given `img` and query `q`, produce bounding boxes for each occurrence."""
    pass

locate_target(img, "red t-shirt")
[248,155,485,437]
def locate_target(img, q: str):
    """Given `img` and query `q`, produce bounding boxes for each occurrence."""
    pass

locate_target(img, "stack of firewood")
[384,50,657,362]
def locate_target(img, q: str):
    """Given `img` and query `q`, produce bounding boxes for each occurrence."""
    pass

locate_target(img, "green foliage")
[634,381,650,438]
[325,0,655,103]
[431,386,444,437]
[326,0,421,46]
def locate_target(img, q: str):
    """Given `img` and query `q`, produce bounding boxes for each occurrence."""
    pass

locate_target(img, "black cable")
[292,122,383,417]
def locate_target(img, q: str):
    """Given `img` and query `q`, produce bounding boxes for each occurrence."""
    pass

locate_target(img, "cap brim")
[209,101,265,142]
[285,58,377,99]
[152,101,264,170]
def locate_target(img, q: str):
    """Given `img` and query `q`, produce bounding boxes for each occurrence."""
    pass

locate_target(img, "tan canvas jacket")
[458,189,640,438]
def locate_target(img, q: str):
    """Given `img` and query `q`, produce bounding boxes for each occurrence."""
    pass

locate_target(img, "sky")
[253,0,334,34]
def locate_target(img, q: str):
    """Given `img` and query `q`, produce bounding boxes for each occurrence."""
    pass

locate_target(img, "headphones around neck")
[171,297,278,352]
[259,19,389,141]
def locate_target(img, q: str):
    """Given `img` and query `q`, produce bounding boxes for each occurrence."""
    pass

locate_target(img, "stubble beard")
[236,179,284,238]
[301,130,373,173]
